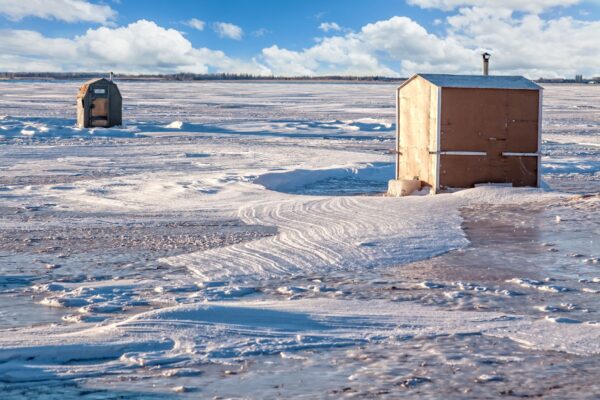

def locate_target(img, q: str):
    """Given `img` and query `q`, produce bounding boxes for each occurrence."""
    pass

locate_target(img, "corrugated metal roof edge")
[78,77,122,99]
[398,73,543,91]
[83,77,112,85]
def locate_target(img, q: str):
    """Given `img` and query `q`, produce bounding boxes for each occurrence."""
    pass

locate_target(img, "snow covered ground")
[0,81,599,398]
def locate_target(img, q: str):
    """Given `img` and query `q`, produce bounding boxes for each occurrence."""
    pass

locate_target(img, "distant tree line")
[1,72,598,83]
[0,71,405,82]
[536,77,599,83]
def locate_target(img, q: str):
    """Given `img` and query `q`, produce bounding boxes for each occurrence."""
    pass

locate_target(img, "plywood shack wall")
[396,77,541,191]
[396,76,439,189]
[438,88,540,188]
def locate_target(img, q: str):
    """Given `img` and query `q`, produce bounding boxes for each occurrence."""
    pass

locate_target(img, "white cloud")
[261,46,319,76]
[0,20,270,74]
[262,36,397,77]
[407,0,580,13]
[262,16,469,77]
[261,11,600,78]
[2,9,600,78]
[185,18,205,31]
[444,9,600,77]
[0,0,116,24]
[252,28,270,37]
[318,22,342,32]
[213,22,243,40]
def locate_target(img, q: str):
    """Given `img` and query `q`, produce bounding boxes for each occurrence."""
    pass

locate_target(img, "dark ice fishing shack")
[76,77,122,128]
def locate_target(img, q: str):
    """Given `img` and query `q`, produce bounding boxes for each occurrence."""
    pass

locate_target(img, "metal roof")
[401,74,542,90]
[83,77,112,85]
[77,77,121,99]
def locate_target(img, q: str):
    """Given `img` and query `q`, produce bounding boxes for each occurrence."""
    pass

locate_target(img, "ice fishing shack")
[76,75,122,128]
[388,55,542,196]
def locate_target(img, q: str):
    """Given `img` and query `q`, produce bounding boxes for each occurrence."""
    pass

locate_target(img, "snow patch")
[165,120,184,129]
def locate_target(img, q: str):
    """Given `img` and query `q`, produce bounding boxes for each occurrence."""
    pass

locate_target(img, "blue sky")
[1,0,600,77]
[1,1,447,55]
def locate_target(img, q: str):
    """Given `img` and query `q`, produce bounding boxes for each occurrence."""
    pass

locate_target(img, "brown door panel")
[440,88,508,152]
[505,156,538,187]
[506,90,539,152]
[439,155,490,188]
[506,90,539,120]
[439,154,537,188]
[91,98,108,117]
[440,88,539,154]
[506,120,539,152]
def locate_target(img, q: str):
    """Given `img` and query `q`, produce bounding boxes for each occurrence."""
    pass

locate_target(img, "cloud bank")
[318,22,342,32]
[0,20,267,74]
[0,0,116,24]
[407,0,580,13]
[213,22,243,40]
[261,2,600,78]
[1,1,600,78]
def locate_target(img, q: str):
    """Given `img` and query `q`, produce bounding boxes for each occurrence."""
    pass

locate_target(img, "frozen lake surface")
[0,81,599,398]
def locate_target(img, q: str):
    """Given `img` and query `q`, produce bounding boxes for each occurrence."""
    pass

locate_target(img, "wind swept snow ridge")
[0,298,530,380]
[164,186,552,282]
[164,194,466,281]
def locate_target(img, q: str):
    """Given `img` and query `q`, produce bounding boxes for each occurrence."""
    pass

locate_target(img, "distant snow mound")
[165,121,184,129]
[343,118,393,132]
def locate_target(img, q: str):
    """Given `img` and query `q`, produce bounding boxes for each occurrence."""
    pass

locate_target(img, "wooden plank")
[537,90,543,187]
[395,88,400,179]
[432,86,440,191]
[398,76,436,186]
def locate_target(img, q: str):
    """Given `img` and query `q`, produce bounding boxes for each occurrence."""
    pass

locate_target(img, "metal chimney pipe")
[482,52,491,76]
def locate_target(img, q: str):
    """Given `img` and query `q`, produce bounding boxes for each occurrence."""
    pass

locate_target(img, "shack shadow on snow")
[254,162,394,196]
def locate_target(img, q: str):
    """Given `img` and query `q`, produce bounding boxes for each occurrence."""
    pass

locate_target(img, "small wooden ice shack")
[391,74,542,194]
[76,78,122,128]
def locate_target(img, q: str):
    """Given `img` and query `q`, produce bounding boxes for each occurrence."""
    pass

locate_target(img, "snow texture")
[0,81,599,397]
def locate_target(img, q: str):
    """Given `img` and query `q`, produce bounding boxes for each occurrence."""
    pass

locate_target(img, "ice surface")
[1,81,599,398]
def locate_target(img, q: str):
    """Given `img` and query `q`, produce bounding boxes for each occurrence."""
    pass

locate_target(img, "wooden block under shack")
[387,179,422,197]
